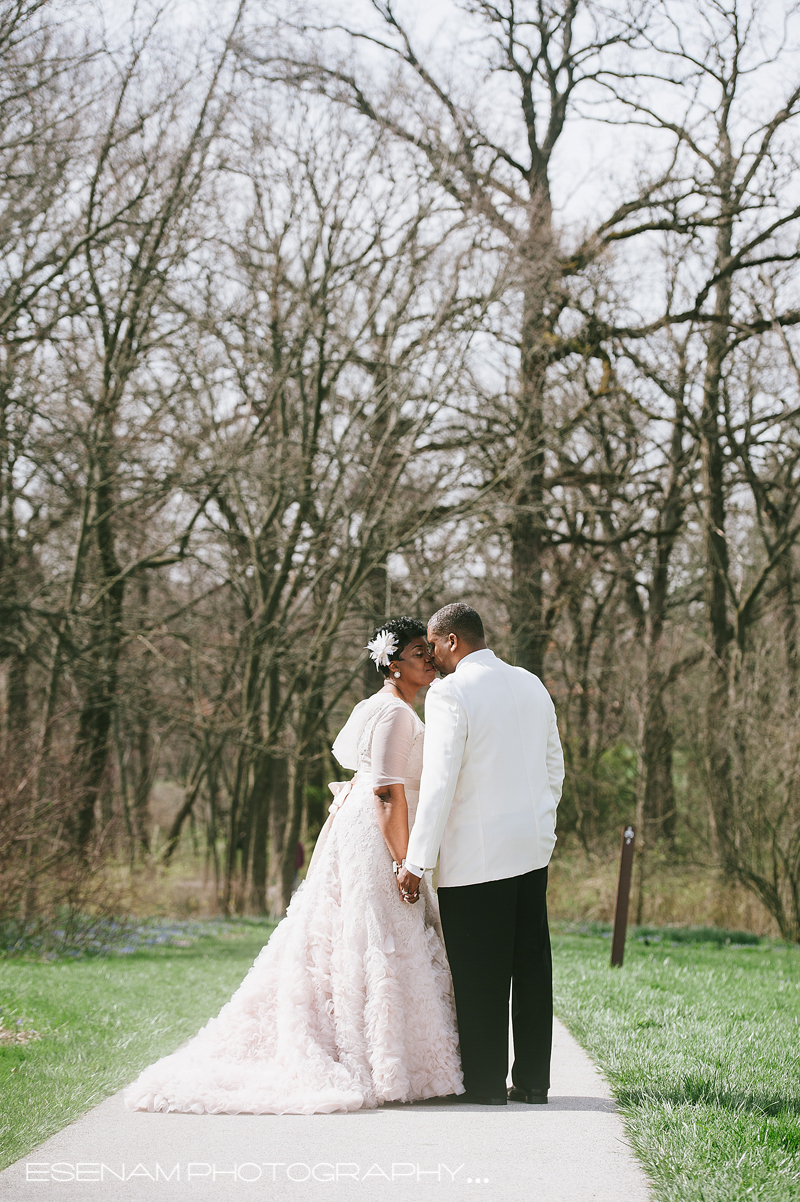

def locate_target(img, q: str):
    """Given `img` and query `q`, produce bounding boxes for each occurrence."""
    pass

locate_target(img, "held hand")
[397,866,421,904]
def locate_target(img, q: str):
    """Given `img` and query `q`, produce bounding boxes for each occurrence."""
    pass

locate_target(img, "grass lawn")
[1,919,799,1201]
[0,919,275,1171]
[554,927,800,1202]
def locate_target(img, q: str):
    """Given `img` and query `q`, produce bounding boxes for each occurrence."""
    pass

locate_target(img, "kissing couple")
[126,603,564,1113]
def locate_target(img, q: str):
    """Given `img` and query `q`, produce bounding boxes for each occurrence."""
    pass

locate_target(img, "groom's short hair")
[429,603,485,645]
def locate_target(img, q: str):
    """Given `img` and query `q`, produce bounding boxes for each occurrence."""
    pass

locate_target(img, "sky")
[88,0,800,263]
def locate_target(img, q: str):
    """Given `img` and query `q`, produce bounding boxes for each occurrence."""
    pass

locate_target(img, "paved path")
[1,1019,651,1202]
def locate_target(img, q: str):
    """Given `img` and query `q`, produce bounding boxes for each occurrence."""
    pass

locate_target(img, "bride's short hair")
[368,616,426,677]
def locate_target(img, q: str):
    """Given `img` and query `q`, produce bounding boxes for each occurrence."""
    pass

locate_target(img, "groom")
[399,603,564,1106]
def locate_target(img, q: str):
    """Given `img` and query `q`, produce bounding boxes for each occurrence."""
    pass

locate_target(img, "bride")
[125,616,464,1115]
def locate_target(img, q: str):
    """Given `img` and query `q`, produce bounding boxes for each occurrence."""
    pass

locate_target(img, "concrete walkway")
[0,1019,651,1201]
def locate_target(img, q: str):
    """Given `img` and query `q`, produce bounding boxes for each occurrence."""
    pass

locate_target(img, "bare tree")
[37,3,246,849]
[586,1,800,913]
[0,0,97,761]
[5,0,800,941]
[250,0,663,675]
[154,102,489,911]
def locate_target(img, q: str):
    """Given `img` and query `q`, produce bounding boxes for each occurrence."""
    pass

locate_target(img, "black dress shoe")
[508,1086,548,1104]
[457,1092,508,1106]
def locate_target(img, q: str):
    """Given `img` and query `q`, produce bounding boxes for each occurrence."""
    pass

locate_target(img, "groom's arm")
[404,683,467,873]
[546,701,565,805]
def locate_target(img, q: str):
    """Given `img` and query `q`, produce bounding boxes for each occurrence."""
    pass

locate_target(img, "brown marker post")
[610,825,636,968]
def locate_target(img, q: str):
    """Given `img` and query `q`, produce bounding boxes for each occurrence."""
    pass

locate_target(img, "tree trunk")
[6,652,28,750]
[162,755,206,864]
[132,713,155,853]
[778,548,799,696]
[362,560,389,696]
[280,762,306,913]
[635,402,687,849]
[132,577,156,852]
[249,751,284,914]
[639,685,675,844]
[70,407,125,851]
[223,640,264,911]
[268,754,291,915]
[700,221,735,861]
[508,192,555,676]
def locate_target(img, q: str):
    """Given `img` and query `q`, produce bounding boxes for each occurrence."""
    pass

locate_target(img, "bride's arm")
[372,783,409,864]
[369,703,416,868]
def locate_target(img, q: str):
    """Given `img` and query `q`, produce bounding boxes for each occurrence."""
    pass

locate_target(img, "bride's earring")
[393,671,401,678]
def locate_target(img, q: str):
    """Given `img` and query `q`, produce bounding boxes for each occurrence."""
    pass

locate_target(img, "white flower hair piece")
[365,628,399,671]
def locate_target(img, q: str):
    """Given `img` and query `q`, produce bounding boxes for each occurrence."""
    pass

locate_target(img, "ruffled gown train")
[124,693,463,1115]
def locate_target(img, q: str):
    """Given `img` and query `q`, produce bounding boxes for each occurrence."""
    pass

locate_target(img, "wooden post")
[610,825,636,968]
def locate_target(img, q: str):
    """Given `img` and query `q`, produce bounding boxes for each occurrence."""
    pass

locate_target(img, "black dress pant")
[437,866,552,1098]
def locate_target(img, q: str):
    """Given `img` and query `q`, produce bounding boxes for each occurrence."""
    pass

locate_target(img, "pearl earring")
[393,671,401,678]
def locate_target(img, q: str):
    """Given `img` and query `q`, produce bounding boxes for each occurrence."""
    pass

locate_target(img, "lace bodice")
[358,696,424,787]
[333,693,424,790]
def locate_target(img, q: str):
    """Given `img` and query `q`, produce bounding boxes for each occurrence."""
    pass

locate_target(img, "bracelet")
[392,859,406,877]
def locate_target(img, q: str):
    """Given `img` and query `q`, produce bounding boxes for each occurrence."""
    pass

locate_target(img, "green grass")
[2,919,799,1200]
[0,919,275,1170]
[553,930,800,1202]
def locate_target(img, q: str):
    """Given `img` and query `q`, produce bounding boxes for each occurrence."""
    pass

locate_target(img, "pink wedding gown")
[124,693,463,1114]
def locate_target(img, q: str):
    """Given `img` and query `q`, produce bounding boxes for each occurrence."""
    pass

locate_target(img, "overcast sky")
[91,0,800,247]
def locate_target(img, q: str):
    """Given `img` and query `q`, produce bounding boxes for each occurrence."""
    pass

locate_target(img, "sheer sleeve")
[370,703,417,787]
[331,698,371,770]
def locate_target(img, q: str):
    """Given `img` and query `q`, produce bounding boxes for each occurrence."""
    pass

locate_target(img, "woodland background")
[2,0,800,940]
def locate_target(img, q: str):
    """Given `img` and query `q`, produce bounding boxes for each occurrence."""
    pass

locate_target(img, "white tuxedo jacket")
[405,648,564,888]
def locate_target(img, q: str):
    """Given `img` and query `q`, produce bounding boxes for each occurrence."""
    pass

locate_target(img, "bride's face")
[426,627,458,675]
[391,636,437,690]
